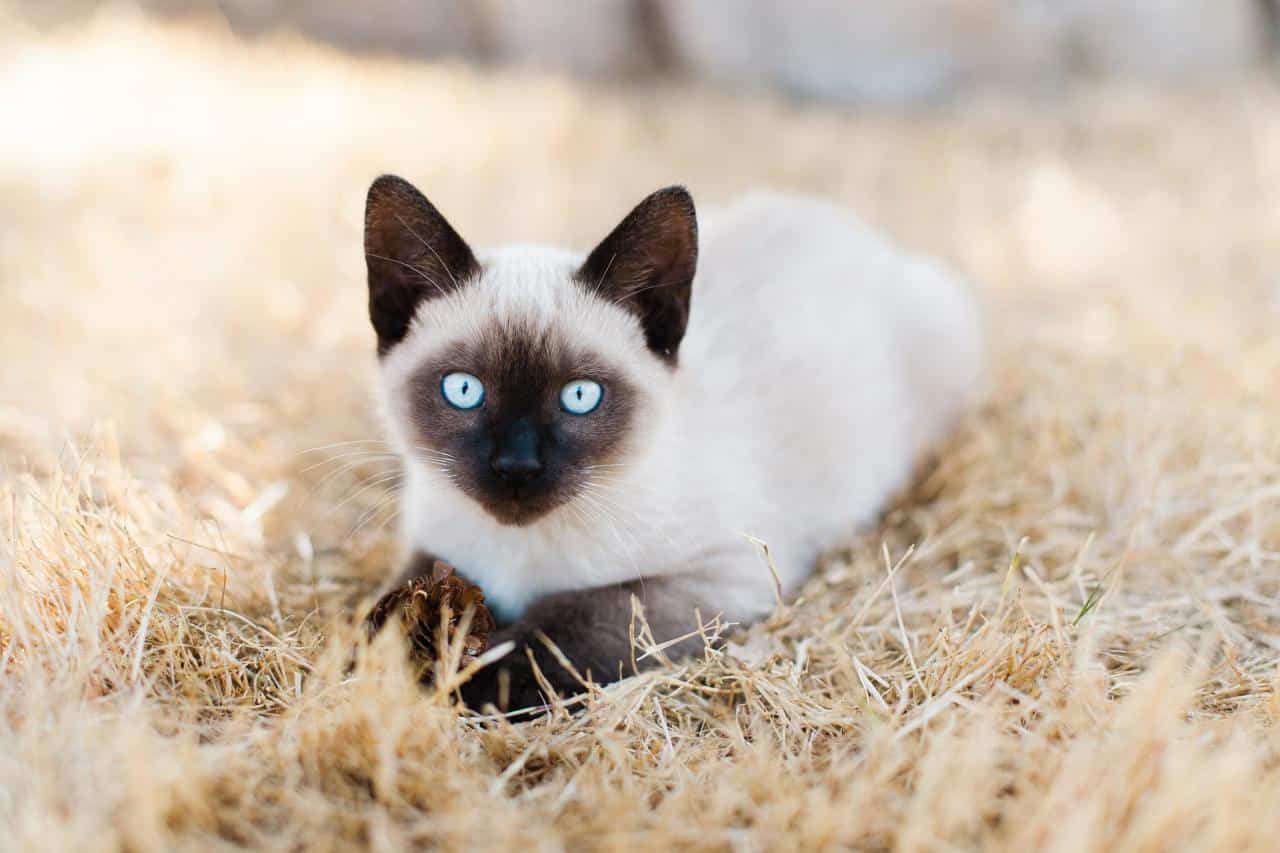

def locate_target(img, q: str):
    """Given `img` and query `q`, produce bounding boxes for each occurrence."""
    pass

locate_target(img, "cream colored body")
[379,193,982,621]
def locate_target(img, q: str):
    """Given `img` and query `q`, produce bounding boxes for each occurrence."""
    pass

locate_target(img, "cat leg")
[458,575,717,714]
[367,555,751,714]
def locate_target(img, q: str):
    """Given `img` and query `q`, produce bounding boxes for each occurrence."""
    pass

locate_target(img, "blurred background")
[8,0,1280,101]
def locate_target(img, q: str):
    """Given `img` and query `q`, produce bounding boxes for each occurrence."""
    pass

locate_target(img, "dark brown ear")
[364,175,479,356]
[576,187,698,364]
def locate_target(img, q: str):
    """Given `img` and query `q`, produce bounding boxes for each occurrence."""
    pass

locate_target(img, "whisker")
[313,458,401,494]
[361,502,402,543]
[612,279,675,305]
[343,487,403,544]
[366,250,450,299]
[326,471,404,518]
[297,438,391,456]
[587,253,617,300]
[392,212,461,289]
[575,489,644,574]
[577,480,681,553]
[300,449,398,476]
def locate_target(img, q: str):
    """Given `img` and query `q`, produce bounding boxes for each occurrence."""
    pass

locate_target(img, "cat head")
[365,175,697,526]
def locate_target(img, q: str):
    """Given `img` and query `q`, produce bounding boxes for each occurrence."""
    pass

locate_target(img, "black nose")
[491,451,543,482]
[491,419,544,484]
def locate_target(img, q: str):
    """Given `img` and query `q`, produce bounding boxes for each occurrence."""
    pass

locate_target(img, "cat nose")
[491,451,543,482]
[491,419,544,484]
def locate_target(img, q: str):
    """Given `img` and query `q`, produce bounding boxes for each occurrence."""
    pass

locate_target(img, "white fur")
[378,193,983,622]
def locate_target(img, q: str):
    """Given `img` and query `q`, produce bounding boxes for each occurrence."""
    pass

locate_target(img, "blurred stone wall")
[14,0,1278,101]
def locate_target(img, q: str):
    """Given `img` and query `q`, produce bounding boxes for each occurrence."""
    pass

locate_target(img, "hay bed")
[2,10,1279,851]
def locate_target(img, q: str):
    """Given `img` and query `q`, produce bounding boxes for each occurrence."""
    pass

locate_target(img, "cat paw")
[364,560,496,675]
[457,654,554,716]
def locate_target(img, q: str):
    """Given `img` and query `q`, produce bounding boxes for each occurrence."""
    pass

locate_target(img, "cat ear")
[577,186,698,364]
[364,175,479,356]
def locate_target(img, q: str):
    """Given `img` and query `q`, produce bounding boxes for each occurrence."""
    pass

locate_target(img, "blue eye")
[560,379,603,415]
[441,372,484,410]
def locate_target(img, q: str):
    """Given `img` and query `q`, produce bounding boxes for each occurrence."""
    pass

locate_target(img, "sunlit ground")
[2,8,1280,850]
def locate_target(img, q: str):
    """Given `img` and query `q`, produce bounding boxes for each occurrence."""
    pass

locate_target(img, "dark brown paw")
[458,637,589,716]
[365,560,496,674]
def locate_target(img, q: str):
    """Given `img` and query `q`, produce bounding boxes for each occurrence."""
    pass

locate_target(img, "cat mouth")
[471,478,576,527]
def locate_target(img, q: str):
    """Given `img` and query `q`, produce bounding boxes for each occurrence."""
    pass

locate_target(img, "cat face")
[397,321,641,525]
[364,176,697,526]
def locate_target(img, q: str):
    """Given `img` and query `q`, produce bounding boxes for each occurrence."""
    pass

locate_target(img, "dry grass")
[2,8,1280,851]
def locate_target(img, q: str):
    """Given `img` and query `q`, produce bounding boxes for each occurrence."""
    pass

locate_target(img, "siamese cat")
[363,175,982,711]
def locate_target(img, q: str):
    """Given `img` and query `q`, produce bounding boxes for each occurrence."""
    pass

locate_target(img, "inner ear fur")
[576,186,698,364]
[364,174,479,356]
